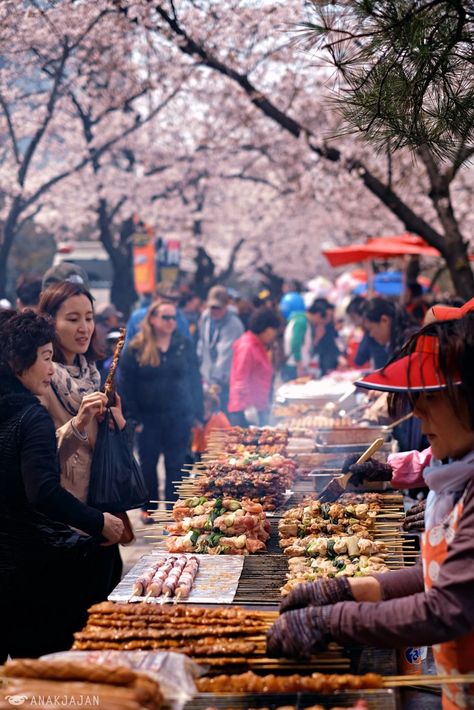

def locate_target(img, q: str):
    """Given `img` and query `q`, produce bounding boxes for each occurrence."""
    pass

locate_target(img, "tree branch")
[22,83,183,210]
[217,238,245,282]
[18,40,69,188]
[16,204,43,234]
[0,92,20,165]
[131,2,447,254]
[109,196,127,222]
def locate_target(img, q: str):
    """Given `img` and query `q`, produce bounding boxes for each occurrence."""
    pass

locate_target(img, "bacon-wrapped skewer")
[160,556,189,601]
[174,556,200,602]
[131,558,166,598]
[145,558,178,599]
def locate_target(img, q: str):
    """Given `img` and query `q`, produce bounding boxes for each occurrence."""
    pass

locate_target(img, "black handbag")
[88,409,148,513]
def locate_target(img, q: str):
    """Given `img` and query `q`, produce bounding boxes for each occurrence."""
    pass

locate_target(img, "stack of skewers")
[188,454,296,511]
[164,496,270,555]
[279,496,418,595]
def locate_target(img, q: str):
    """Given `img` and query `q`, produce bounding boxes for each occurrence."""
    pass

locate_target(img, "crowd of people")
[1,267,467,530]
[1,260,473,701]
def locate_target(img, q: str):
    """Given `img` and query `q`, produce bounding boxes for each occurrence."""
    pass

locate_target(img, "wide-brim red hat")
[430,296,474,322]
[355,335,462,393]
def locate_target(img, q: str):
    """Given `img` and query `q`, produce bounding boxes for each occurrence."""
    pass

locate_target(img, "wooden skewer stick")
[103,327,126,407]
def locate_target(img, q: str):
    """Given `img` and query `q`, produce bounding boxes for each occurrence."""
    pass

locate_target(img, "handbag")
[88,409,148,514]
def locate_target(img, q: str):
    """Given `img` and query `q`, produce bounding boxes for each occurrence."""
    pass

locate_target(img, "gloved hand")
[266,605,332,659]
[402,499,426,532]
[280,576,354,613]
[342,454,393,486]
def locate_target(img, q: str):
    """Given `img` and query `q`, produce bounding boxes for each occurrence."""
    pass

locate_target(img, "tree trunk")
[441,239,474,300]
[110,217,137,318]
[192,246,215,298]
[97,201,137,317]
[110,254,137,318]
[0,196,23,297]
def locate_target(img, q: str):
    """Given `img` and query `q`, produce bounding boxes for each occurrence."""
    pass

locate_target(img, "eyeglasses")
[210,305,224,310]
[159,314,177,321]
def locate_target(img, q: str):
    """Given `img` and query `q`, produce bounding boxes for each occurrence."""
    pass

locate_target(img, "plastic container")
[397,645,427,675]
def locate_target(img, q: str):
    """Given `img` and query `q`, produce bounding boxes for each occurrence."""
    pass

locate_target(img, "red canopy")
[323,233,440,268]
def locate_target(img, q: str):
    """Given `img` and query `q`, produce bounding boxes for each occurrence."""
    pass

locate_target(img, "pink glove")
[388,447,432,488]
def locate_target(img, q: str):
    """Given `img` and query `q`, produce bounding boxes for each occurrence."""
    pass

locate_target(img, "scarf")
[423,451,474,529]
[51,356,101,416]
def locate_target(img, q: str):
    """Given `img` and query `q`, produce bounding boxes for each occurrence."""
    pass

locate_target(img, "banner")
[156,238,181,283]
[132,222,156,294]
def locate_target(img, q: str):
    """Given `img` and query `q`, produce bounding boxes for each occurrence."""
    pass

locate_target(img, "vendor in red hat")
[267,314,474,710]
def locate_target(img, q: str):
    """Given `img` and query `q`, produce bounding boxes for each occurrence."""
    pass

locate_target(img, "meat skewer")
[174,556,200,602]
[130,558,167,599]
[103,327,126,407]
[160,556,189,603]
[145,558,178,599]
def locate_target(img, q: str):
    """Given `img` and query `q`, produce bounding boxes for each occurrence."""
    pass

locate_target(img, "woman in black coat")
[0,311,118,661]
[120,298,204,520]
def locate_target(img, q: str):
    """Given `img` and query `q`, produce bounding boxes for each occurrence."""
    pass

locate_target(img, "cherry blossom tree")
[2,0,472,308]
[114,0,474,297]
[0,0,181,302]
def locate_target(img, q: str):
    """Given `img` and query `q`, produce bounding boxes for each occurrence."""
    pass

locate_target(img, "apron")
[421,492,474,709]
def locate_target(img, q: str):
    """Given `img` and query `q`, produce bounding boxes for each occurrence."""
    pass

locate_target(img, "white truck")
[53,241,113,306]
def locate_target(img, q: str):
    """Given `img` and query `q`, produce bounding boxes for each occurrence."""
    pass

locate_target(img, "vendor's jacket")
[327,472,474,710]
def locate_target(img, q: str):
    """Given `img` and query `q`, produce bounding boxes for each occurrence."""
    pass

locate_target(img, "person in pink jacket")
[228,307,280,426]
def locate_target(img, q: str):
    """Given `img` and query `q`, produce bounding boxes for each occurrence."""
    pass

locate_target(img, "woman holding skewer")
[120,298,203,522]
[38,282,130,600]
[267,313,474,710]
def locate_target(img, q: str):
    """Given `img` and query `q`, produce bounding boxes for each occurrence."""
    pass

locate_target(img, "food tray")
[108,553,244,605]
[316,426,391,446]
[186,690,399,710]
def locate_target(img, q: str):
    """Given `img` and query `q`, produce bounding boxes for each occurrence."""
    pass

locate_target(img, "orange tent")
[323,233,440,268]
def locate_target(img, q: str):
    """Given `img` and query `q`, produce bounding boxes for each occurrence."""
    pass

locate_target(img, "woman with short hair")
[0,311,115,660]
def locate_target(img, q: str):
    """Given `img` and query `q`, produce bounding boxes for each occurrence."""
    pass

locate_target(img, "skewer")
[385,673,474,687]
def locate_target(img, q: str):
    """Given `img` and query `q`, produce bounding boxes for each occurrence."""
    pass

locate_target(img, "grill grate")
[186,689,399,710]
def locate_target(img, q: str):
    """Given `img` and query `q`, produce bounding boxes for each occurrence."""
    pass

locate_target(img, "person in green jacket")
[283,300,328,380]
